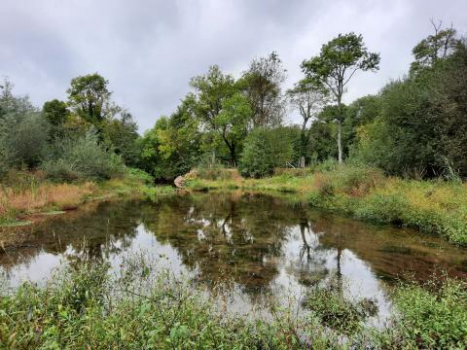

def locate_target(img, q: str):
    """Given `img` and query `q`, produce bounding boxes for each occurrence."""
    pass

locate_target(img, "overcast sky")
[1,0,466,132]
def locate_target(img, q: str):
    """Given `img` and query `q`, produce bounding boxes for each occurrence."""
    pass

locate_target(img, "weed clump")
[307,282,378,335]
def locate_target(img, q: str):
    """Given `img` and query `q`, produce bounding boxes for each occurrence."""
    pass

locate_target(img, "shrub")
[313,173,335,197]
[336,165,384,196]
[128,168,154,184]
[354,193,409,225]
[1,113,50,168]
[42,131,125,182]
[273,167,314,177]
[312,158,340,173]
[239,127,295,178]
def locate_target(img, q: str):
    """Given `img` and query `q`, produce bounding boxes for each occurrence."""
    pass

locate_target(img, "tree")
[67,73,120,127]
[3,113,50,169]
[411,20,457,74]
[0,78,35,121]
[0,79,43,170]
[190,65,249,166]
[287,81,328,167]
[43,99,70,126]
[353,37,467,178]
[139,95,201,181]
[301,33,380,163]
[102,111,140,166]
[240,52,287,128]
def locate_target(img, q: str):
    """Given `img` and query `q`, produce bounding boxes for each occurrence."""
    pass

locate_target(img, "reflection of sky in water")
[1,194,465,327]
[1,220,392,324]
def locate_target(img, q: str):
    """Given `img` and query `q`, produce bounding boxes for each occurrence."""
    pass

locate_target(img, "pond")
[1,192,466,325]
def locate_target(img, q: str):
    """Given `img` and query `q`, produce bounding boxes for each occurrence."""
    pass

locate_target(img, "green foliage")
[43,99,70,126]
[139,100,201,182]
[194,166,236,181]
[42,131,125,182]
[127,168,154,184]
[67,73,118,125]
[410,21,457,74]
[239,127,298,178]
[335,165,384,196]
[301,33,380,96]
[353,36,467,179]
[301,33,380,164]
[102,111,140,166]
[287,81,328,165]
[378,278,467,349]
[190,66,248,165]
[1,112,50,168]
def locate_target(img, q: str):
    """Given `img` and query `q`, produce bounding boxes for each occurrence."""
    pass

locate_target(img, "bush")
[354,193,409,225]
[312,158,340,173]
[239,127,295,178]
[128,168,154,184]
[336,165,384,196]
[313,173,335,197]
[42,131,125,182]
[1,113,50,168]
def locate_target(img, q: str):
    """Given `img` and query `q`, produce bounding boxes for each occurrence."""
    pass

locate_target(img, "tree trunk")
[300,156,306,168]
[337,121,343,164]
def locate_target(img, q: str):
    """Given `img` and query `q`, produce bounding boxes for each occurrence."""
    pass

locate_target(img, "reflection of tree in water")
[289,217,330,287]
[142,193,303,295]
[0,201,142,274]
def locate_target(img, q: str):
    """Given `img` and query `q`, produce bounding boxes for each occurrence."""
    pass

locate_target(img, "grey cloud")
[1,0,466,132]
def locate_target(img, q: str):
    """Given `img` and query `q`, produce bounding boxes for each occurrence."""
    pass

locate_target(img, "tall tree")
[301,33,380,163]
[411,20,457,74]
[287,82,328,167]
[67,73,120,127]
[190,65,249,166]
[240,52,287,128]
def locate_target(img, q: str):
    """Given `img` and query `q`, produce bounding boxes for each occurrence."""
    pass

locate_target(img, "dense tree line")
[1,23,466,182]
[0,74,139,181]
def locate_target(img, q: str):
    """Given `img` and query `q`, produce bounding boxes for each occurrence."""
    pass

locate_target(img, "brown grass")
[0,182,95,218]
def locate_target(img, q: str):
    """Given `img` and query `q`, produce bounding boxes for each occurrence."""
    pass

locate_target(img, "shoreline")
[184,167,467,246]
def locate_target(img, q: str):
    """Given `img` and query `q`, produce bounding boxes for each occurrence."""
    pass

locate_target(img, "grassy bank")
[0,258,465,349]
[185,165,467,245]
[0,169,169,227]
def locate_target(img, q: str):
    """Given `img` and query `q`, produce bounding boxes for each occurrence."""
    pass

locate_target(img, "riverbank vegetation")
[0,258,465,349]
[185,164,467,245]
[0,170,157,227]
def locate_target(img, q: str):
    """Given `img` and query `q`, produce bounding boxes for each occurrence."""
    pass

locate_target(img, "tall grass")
[0,182,94,220]
[0,171,155,224]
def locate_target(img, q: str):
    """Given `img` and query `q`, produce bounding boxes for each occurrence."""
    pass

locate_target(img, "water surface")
[1,192,466,323]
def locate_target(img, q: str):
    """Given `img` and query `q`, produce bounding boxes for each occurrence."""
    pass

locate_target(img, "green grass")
[0,220,32,228]
[185,165,467,245]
